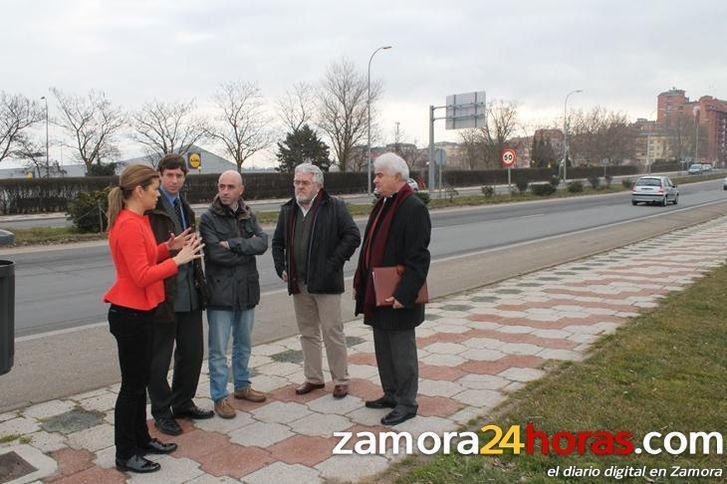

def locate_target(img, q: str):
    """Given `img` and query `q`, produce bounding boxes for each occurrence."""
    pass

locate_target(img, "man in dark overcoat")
[353,152,431,426]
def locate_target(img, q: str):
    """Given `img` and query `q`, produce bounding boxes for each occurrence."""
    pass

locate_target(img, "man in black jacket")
[272,164,361,399]
[147,154,213,436]
[353,153,431,426]
[200,170,269,419]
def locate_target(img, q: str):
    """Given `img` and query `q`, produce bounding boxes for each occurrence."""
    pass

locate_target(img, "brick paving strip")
[2,217,727,483]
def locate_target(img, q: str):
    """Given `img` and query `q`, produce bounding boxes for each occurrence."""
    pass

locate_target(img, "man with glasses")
[272,163,360,399]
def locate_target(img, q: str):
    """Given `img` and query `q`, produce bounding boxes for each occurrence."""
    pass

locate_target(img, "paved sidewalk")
[2,216,727,483]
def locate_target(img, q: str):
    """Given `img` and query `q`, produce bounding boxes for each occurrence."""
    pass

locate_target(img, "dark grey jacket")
[272,190,361,295]
[199,195,268,310]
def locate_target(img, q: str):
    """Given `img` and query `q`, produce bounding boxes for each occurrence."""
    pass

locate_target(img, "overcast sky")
[3,0,726,167]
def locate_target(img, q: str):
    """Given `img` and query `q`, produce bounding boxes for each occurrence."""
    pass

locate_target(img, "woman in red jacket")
[104,164,203,474]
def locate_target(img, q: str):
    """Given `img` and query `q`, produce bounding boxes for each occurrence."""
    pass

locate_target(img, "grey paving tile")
[269,349,305,364]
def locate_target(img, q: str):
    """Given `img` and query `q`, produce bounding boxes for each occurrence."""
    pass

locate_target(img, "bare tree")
[277,82,316,133]
[456,100,521,169]
[0,92,44,164]
[129,99,208,163]
[13,135,47,177]
[388,124,425,170]
[666,113,691,161]
[568,108,636,165]
[664,112,706,162]
[459,128,487,169]
[208,81,272,173]
[318,57,382,172]
[348,147,368,172]
[52,88,125,172]
[482,100,520,168]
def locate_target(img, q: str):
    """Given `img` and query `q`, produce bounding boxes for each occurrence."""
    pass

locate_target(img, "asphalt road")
[2,178,727,411]
[5,178,726,338]
[0,171,687,230]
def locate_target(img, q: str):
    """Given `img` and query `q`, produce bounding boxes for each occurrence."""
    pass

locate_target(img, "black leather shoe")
[154,416,182,436]
[115,455,161,473]
[365,396,397,409]
[381,408,417,426]
[172,404,214,420]
[295,382,325,395]
[142,438,177,455]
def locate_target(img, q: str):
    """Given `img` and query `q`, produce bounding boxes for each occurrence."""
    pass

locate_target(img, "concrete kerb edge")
[419,209,727,306]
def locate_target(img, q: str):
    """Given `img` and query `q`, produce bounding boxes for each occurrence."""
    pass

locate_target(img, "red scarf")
[354,183,414,319]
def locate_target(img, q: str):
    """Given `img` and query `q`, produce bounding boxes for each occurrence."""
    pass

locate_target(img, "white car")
[632,176,679,206]
[688,164,703,175]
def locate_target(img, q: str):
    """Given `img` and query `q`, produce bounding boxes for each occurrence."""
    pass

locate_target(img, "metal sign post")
[428,90,486,199]
[428,105,437,197]
[502,148,517,195]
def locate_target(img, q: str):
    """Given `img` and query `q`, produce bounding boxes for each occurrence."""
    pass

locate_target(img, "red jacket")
[104,210,178,311]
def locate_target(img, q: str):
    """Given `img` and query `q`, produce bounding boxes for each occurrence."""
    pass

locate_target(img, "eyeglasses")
[293,180,312,186]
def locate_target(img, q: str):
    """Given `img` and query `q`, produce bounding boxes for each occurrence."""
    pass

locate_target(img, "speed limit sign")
[502,149,517,167]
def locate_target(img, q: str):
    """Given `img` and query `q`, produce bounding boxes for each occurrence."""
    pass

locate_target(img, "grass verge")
[389,263,727,483]
[0,226,106,246]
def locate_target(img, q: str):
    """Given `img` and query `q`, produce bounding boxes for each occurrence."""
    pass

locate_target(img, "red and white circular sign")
[502,148,517,167]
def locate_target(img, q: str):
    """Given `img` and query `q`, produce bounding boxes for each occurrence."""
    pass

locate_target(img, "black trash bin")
[0,260,14,375]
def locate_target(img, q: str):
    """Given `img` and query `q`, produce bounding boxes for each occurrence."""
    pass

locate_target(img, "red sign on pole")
[502,149,517,167]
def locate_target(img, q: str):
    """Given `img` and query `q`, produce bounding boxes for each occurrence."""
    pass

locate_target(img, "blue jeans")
[207,308,255,402]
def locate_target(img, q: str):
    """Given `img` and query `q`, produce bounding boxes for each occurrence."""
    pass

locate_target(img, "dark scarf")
[286,190,323,294]
[354,183,414,319]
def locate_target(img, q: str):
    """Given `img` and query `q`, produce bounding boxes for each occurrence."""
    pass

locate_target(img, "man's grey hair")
[374,152,409,180]
[294,163,324,186]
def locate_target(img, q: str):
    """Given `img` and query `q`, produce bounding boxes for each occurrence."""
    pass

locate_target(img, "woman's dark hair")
[107,164,160,230]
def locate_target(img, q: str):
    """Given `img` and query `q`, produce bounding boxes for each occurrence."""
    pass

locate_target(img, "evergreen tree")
[276,124,331,173]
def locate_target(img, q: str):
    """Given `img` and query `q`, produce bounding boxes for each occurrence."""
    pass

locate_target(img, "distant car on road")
[688,164,704,175]
[723,177,727,190]
[702,163,713,173]
[406,178,419,192]
[632,176,679,206]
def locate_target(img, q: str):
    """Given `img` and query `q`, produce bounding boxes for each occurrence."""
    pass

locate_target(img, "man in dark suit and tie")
[147,153,213,435]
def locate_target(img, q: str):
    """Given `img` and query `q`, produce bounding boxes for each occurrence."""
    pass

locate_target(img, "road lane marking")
[16,198,727,341]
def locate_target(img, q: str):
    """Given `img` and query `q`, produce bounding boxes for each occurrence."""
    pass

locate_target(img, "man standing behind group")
[354,153,431,426]
[272,164,360,398]
[148,154,213,436]
[200,170,268,419]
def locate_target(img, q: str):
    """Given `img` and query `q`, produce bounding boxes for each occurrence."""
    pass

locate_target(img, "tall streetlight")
[40,96,49,178]
[367,45,392,195]
[562,89,583,182]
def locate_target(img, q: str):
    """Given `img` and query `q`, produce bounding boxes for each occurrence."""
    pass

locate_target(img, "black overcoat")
[354,193,431,330]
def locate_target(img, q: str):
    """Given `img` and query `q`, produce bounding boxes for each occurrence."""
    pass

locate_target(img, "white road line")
[16,198,727,341]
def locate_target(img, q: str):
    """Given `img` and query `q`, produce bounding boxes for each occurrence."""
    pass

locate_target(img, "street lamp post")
[562,89,583,182]
[367,45,392,196]
[40,96,49,178]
